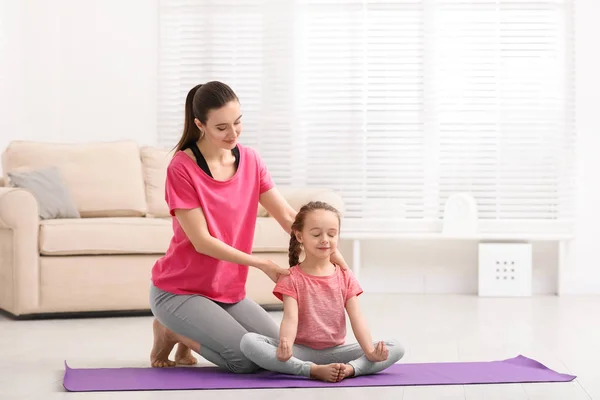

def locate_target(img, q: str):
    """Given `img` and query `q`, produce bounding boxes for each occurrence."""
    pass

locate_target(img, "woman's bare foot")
[150,318,177,368]
[174,343,198,365]
[310,363,344,382]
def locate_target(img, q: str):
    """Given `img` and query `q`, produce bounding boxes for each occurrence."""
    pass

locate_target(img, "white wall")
[1,0,598,294]
[567,0,600,294]
[0,0,157,155]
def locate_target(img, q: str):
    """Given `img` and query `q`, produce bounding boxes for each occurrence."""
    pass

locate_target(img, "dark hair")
[288,201,342,267]
[173,81,239,153]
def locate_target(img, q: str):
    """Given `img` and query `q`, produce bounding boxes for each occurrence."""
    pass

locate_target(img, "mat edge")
[502,355,577,380]
[63,360,75,392]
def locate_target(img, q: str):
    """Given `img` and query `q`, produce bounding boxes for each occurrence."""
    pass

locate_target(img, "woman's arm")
[259,188,297,234]
[331,249,349,270]
[174,207,288,279]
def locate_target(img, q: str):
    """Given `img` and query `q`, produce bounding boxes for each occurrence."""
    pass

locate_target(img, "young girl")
[240,201,404,382]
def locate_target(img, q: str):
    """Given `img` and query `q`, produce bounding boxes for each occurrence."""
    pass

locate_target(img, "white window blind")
[158,0,575,235]
[157,0,297,186]
[431,0,575,234]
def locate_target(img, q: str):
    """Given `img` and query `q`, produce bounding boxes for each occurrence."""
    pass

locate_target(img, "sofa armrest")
[264,186,345,216]
[0,187,40,316]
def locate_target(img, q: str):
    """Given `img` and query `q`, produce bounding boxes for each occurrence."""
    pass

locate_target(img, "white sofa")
[0,140,344,318]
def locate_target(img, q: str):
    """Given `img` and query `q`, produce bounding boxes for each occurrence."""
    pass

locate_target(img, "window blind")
[157,0,297,186]
[431,0,575,230]
[157,0,575,234]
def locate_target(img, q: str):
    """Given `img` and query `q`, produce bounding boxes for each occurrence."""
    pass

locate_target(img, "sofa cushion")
[140,146,171,218]
[39,216,289,256]
[39,217,172,255]
[253,217,290,252]
[1,140,147,217]
[8,166,80,220]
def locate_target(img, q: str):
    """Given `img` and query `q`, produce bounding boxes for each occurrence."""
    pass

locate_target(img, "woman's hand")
[330,248,350,271]
[277,338,293,362]
[366,341,389,362]
[258,259,290,283]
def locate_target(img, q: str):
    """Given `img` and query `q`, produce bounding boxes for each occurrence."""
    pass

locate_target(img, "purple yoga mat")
[62,355,575,392]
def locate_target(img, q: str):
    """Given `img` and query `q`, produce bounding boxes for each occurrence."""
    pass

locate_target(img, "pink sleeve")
[273,274,297,301]
[344,270,364,302]
[165,165,202,216]
[256,151,274,194]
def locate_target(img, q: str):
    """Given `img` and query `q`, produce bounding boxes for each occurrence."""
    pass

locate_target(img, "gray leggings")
[240,332,404,377]
[149,284,279,374]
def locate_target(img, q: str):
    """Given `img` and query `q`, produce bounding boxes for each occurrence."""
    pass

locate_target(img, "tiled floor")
[1,294,598,399]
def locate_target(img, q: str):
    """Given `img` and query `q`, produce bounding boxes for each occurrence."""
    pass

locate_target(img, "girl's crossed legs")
[240,332,404,382]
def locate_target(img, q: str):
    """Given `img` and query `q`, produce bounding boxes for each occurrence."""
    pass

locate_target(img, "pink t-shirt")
[273,264,363,350]
[151,143,274,303]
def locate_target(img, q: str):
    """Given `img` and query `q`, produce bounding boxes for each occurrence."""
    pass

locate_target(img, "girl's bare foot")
[340,363,355,379]
[174,343,198,365]
[150,318,177,368]
[310,363,344,382]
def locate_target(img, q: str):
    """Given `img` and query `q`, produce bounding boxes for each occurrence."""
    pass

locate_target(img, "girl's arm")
[276,295,299,361]
[279,295,299,343]
[347,294,390,363]
[345,296,376,356]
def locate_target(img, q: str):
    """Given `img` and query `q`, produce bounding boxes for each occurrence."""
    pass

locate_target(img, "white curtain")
[157,0,575,234]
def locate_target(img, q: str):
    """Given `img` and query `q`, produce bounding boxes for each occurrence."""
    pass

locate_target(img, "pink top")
[151,143,274,303]
[273,264,363,350]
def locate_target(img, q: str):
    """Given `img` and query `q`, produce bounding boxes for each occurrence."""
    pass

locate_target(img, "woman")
[149,81,349,373]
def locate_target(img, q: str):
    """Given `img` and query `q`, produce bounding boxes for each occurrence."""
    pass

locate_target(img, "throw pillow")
[8,166,80,220]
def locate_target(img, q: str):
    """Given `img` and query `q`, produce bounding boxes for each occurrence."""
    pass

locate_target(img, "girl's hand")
[366,341,389,362]
[258,260,290,283]
[330,248,350,270]
[277,338,293,362]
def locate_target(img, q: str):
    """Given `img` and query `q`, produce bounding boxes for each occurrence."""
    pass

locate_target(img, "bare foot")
[150,318,177,368]
[340,363,355,380]
[174,343,198,366]
[310,363,343,383]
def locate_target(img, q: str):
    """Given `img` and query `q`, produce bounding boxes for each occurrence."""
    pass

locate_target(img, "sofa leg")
[261,303,283,312]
